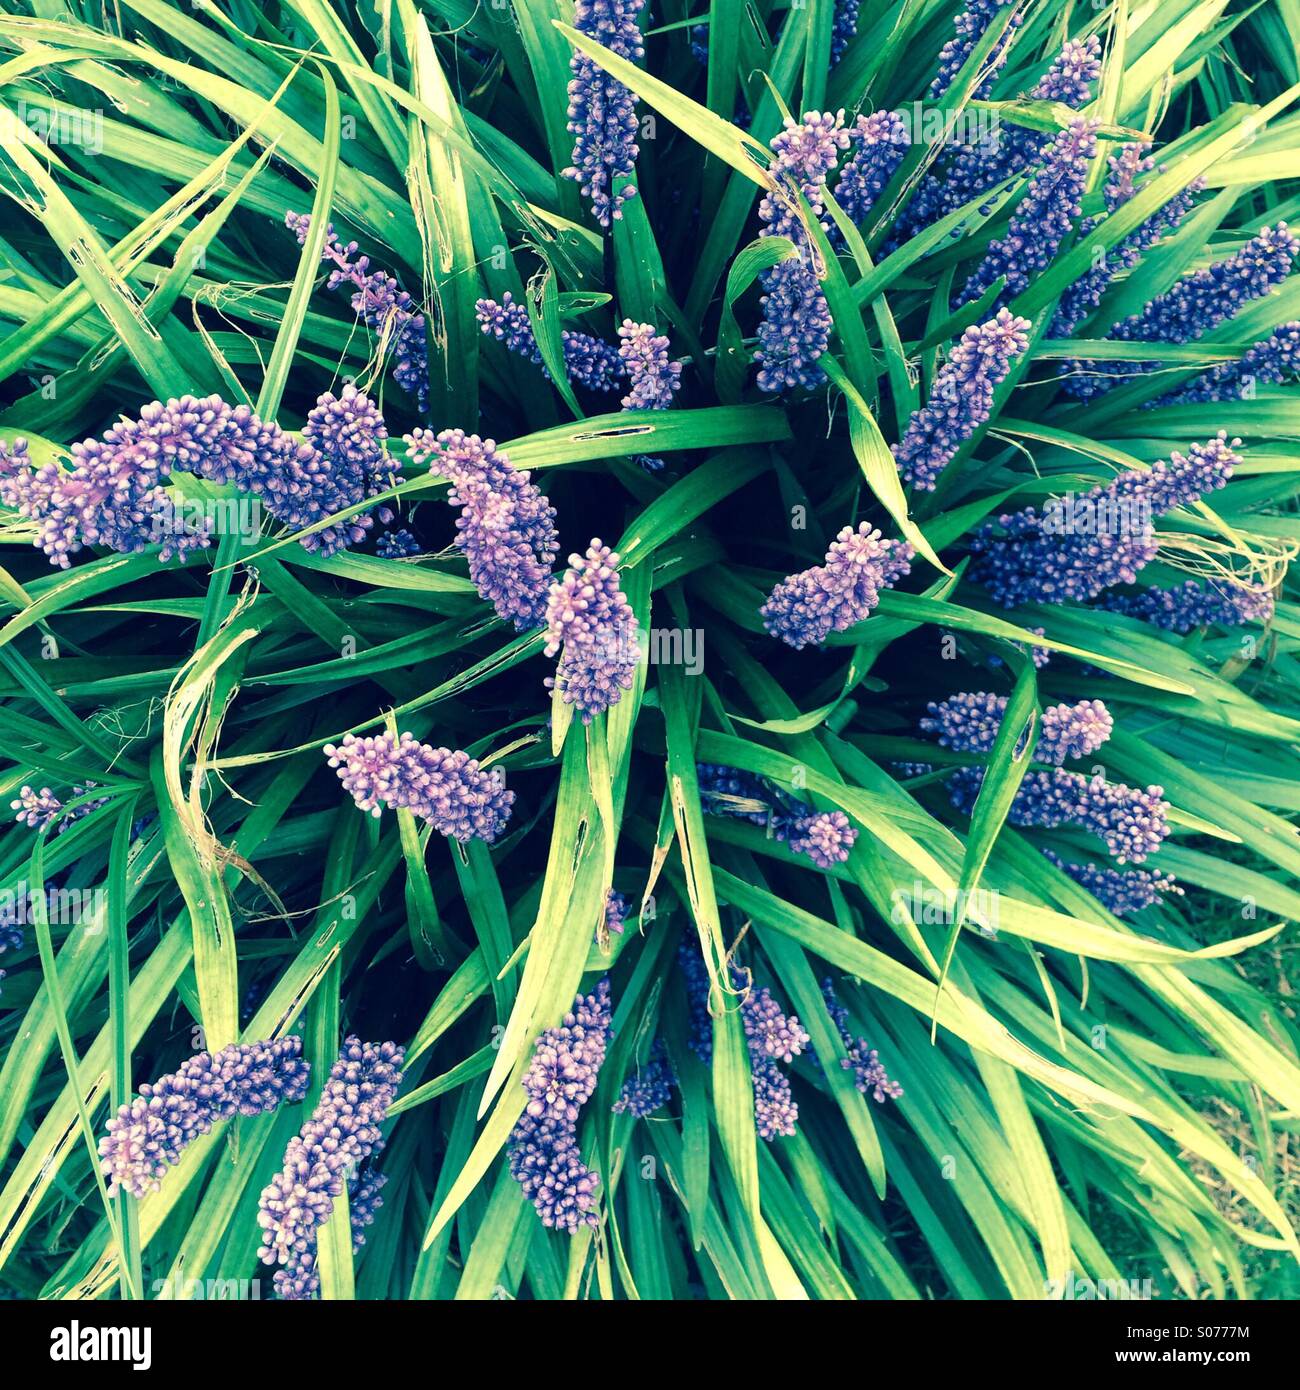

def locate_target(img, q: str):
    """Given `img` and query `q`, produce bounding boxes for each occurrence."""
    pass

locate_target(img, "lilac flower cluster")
[603,888,629,938]
[612,1040,678,1118]
[376,528,420,558]
[1,389,392,568]
[618,320,682,410]
[1101,579,1275,632]
[830,0,861,65]
[679,943,810,1139]
[11,783,107,833]
[761,522,913,648]
[821,980,903,1103]
[1051,146,1203,338]
[892,309,1031,490]
[544,541,640,722]
[920,692,1113,764]
[956,120,1098,309]
[831,111,910,229]
[1042,849,1182,916]
[475,293,625,393]
[971,433,1242,607]
[898,37,1101,242]
[257,1038,404,1299]
[323,732,514,843]
[100,1038,310,1199]
[697,763,859,868]
[1159,322,1300,404]
[1065,224,1300,398]
[564,0,647,226]
[508,981,612,1231]
[755,112,850,392]
[405,427,557,629]
[286,213,428,410]
[922,695,1171,864]
[929,0,1022,100]
[950,766,1170,864]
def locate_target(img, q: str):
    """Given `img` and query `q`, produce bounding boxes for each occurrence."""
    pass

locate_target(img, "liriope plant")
[0,0,1295,1304]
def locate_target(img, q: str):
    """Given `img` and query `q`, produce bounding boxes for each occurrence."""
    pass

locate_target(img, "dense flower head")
[2,389,392,568]
[564,0,647,226]
[521,980,613,1124]
[754,111,849,392]
[323,732,514,843]
[920,692,1113,765]
[950,766,1170,864]
[474,294,626,392]
[821,980,903,1103]
[406,427,557,629]
[602,888,629,940]
[832,111,910,228]
[830,0,861,65]
[376,528,420,558]
[897,36,1101,243]
[11,783,107,833]
[257,1037,404,1299]
[509,980,612,1232]
[1159,322,1300,405]
[678,943,808,1138]
[612,1040,677,1118]
[930,0,1022,100]
[1043,850,1182,916]
[618,320,682,411]
[957,120,1098,309]
[971,433,1242,607]
[893,309,1031,490]
[1052,151,1204,340]
[286,213,428,410]
[761,523,913,648]
[1066,223,1300,397]
[101,1038,309,1199]
[544,541,640,721]
[760,111,851,241]
[755,257,836,392]
[1101,579,1275,632]
[696,762,858,867]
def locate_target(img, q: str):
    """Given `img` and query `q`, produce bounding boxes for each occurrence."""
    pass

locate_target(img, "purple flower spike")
[1101,579,1275,631]
[950,766,1171,864]
[1066,223,1300,397]
[617,320,682,410]
[755,112,850,393]
[830,0,861,65]
[257,1037,404,1299]
[612,1040,677,1118]
[920,692,1113,765]
[893,309,1030,491]
[822,982,905,1102]
[957,119,1098,309]
[601,888,629,942]
[832,111,910,228]
[323,732,514,843]
[1043,849,1182,916]
[12,785,65,832]
[3,389,391,568]
[971,433,1242,606]
[564,0,646,226]
[784,810,858,868]
[509,981,612,1231]
[1158,321,1300,404]
[475,294,626,392]
[761,523,913,649]
[406,427,557,629]
[1053,148,1203,339]
[544,541,640,722]
[930,0,1022,100]
[286,213,428,410]
[101,1038,310,1200]
[376,528,420,558]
